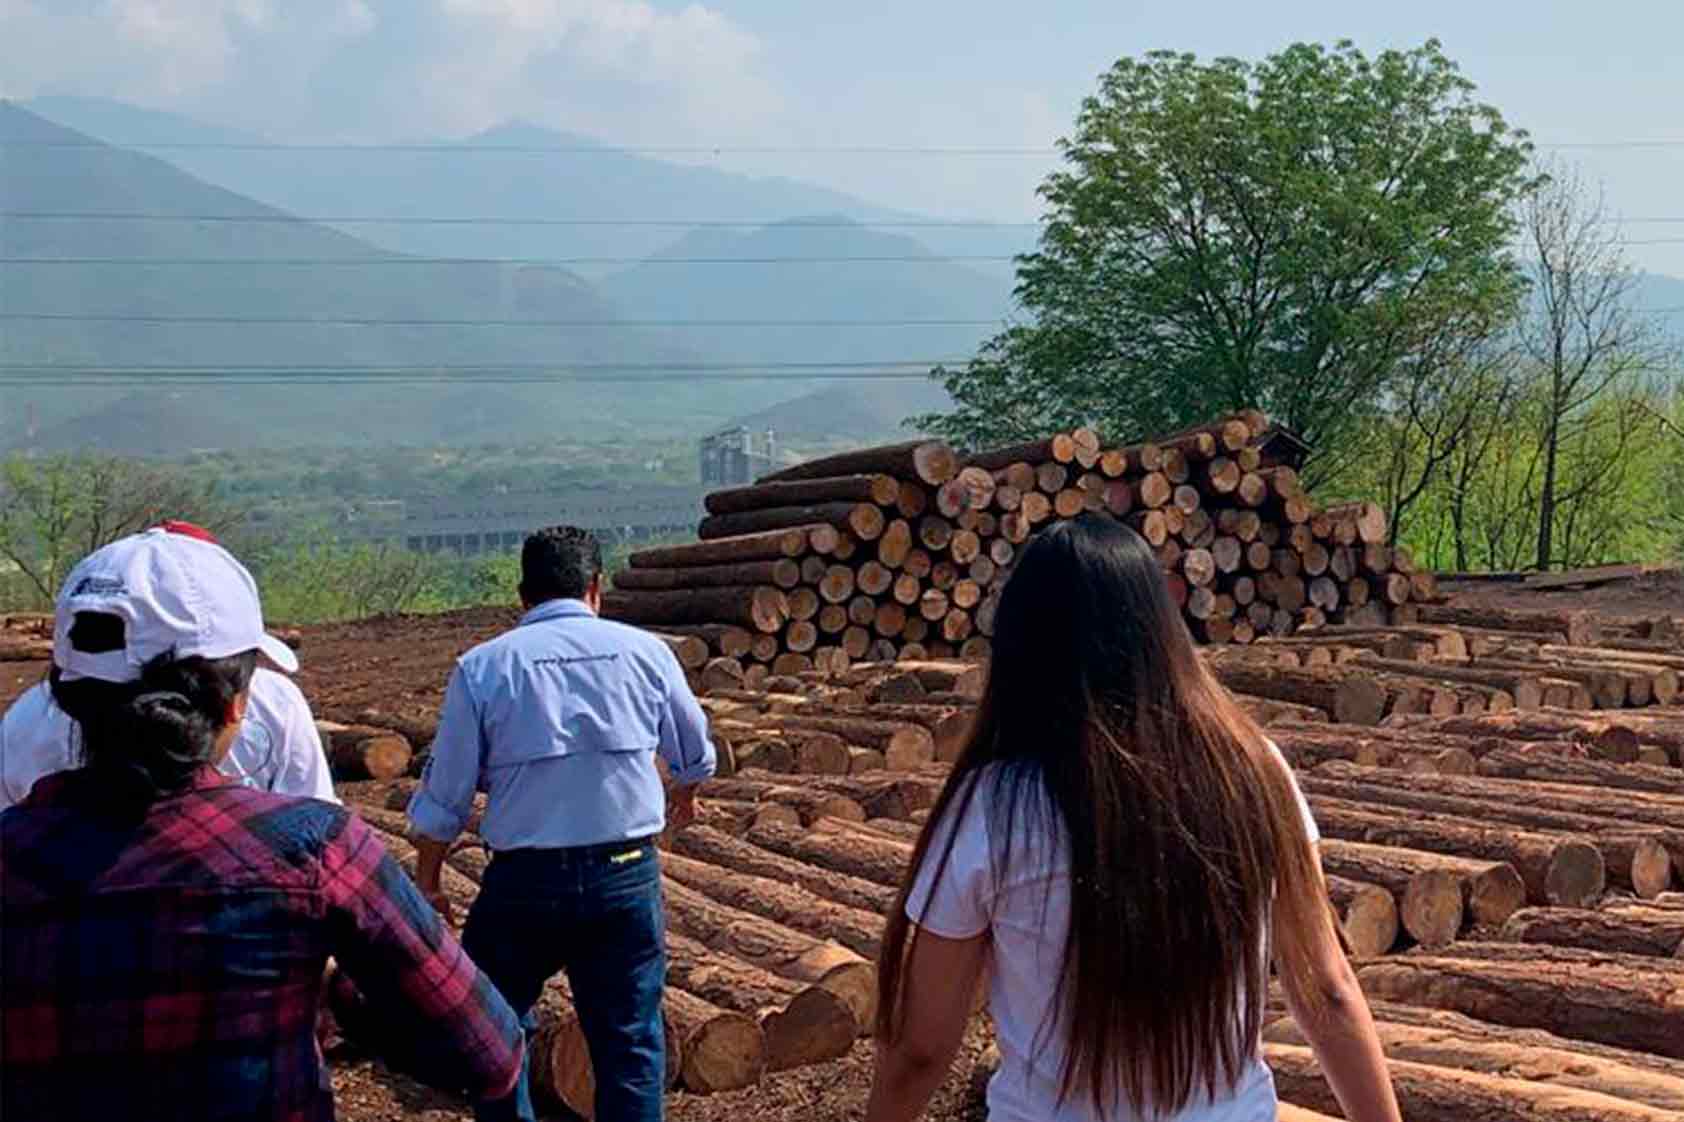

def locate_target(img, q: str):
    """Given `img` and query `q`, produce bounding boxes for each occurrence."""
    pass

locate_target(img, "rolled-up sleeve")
[407,664,483,843]
[656,650,715,787]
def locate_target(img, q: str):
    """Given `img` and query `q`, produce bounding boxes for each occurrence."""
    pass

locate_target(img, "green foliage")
[919,39,1536,474]
[0,454,233,609]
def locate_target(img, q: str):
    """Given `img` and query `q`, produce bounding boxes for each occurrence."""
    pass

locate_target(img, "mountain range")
[4,99,1023,452]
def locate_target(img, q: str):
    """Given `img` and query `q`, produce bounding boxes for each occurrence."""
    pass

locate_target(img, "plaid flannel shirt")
[0,766,522,1121]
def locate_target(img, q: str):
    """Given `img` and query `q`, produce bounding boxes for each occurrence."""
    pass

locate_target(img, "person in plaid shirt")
[0,529,523,1121]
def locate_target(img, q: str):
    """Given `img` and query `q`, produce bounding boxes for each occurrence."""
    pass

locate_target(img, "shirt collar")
[22,763,233,807]
[518,598,595,627]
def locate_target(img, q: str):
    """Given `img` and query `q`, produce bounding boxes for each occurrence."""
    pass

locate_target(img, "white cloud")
[0,0,776,142]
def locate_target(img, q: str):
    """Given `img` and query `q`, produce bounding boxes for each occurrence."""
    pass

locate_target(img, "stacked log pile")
[602,413,1431,670]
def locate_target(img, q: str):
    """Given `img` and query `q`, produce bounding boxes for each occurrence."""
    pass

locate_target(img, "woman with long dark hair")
[0,529,522,1121]
[866,514,1399,1122]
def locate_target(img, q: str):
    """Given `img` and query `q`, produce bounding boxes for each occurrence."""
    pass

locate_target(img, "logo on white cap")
[54,529,299,683]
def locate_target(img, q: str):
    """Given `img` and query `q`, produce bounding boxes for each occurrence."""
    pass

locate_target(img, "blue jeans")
[463,840,666,1122]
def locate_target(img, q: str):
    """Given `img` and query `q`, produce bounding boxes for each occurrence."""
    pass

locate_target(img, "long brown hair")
[876,513,1332,1115]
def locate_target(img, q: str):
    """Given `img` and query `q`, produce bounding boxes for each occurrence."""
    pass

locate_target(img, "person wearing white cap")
[0,528,524,1121]
[0,521,335,808]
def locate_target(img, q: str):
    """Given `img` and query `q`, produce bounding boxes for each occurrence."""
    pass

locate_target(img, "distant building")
[699,426,777,486]
[352,486,706,556]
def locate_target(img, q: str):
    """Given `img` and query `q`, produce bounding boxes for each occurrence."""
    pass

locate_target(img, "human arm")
[655,648,716,819]
[864,926,989,1122]
[323,813,523,1100]
[405,665,482,915]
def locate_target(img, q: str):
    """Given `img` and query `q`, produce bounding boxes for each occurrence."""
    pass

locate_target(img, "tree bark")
[1476,747,1684,796]
[1308,796,1606,908]
[603,586,788,633]
[760,439,959,486]
[630,528,812,569]
[1325,875,1400,957]
[668,824,895,914]
[1381,712,1642,762]
[663,932,856,1073]
[746,819,912,889]
[704,474,900,516]
[1210,663,1388,725]
[1500,905,1684,959]
[614,559,802,592]
[661,878,876,1033]
[1265,1042,1678,1122]
[1356,947,1684,1059]
[1415,604,1601,645]
[317,722,412,781]
[1318,838,1526,947]
[698,502,886,544]
[663,850,884,958]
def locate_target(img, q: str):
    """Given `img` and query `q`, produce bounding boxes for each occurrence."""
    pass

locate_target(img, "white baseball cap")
[53,528,299,682]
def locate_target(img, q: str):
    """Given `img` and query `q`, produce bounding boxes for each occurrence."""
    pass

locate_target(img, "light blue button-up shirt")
[407,598,716,850]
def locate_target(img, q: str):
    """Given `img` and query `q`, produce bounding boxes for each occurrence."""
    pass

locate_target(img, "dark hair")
[520,525,602,603]
[51,629,258,813]
[876,514,1331,1115]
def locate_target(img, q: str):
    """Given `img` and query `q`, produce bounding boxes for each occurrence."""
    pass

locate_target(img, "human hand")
[426,888,457,928]
[667,786,698,832]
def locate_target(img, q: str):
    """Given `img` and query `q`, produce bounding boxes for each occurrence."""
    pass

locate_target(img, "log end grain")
[1543,840,1607,910]
[760,987,858,1072]
[1401,868,1464,950]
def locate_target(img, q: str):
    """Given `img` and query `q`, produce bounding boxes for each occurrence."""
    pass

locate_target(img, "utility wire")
[0,313,1003,327]
[9,210,1684,226]
[7,139,1684,153]
[0,255,1018,265]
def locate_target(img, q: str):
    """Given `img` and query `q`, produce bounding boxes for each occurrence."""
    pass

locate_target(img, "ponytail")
[51,649,257,814]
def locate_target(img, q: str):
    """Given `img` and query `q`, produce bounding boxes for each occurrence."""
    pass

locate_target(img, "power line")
[0,254,1017,266]
[7,138,1684,154]
[0,312,1001,328]
[0,361,958,386]
[0,211,1039,229]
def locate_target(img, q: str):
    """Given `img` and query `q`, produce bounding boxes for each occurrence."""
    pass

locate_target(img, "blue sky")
[5,0,1682,273]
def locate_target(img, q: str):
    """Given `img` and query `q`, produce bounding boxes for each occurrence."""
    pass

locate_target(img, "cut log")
[1265,1042,1678,1122]
[630,528,811,569]
[668,824,895,914]
[1318,838,1526,946]
[747,820,912,889]
[760,440,958,487]
[1356,948,1684,1059]
[663,932,855,1073]
[699,777,865,825]
[1501,906,1684,958]
[652,631,711,670]
[1267,1001,1684,1113]
[1476,747,1684,796]
[661,987,765,1093]
[1416,604,1601,646]
[704,474,899,516]
[1300,770,1676,899]
[1381,712,1641,761]
[661,878,876,1032]
[698,502,885,544]
[1325,875,1401,957]
[317,721,412,781]
[1211,663,1388,726]
[603,586,788,633]
[1308,797,1606,908]
[966,435,1077,472]
[663,851,884,959]
[619,558,808,593]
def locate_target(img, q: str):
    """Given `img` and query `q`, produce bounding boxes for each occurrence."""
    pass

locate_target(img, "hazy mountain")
[1634,273,1684,345]
[0,104,830,452]
[22,98,1034,274]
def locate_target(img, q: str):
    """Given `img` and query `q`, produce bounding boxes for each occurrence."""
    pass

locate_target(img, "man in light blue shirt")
[409,525,715,1122]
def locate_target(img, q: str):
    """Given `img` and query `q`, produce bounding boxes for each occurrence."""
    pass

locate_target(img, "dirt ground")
[330,1030,993,1122]
[4,571,1678,1120]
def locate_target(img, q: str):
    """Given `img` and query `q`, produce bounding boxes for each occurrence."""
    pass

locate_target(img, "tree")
[0,455,236,608]
[918,40,1536,481]
[1518,159,1677,568]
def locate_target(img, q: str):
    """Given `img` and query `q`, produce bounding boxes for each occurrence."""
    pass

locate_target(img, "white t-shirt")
[906,744,1318,1122]
[0,669,338,808]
